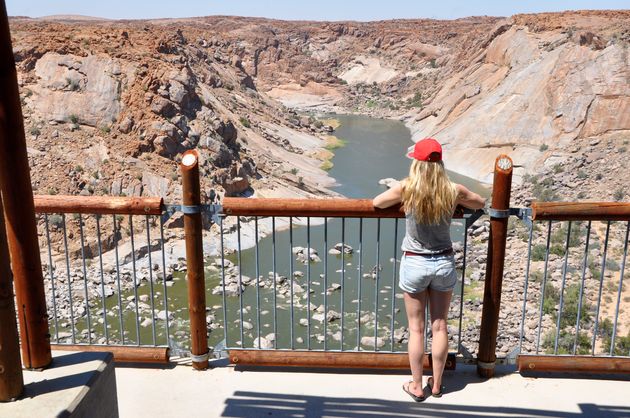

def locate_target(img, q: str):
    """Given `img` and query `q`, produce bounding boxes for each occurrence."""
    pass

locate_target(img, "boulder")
[212,283,243,297]
[215,120,238,146]
[156,310,173,321]
[150,96,177,118]
[110,178,123,196]
[142,171,170,197]
[361,336,385,349]
[253,336,274,349]
[312,313,325,322]
[96,285,115,298]
[168,79,188,105]
[204,138,234,167]
[118,116,134,133]
[230,55,243,69]
[31,53,127,127]
[333,243,353,254]
[222,176,250,197]
[326,310,341,322]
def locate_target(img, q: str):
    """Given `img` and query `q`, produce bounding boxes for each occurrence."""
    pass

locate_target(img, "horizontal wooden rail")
[532,202,630,221]
[518,355,630,375]
[51,344,170,364]
[34,195,163,215]
[223,198,467,219]
[228,350,456,370]
[223,198,404,218]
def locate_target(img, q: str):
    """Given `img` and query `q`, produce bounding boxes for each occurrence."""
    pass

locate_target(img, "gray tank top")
[401,212,452,254]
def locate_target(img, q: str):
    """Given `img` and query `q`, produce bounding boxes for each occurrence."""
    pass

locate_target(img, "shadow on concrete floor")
[220,391,630,418]
[22,370,100,399]
[229,363,509,397]
[21,352,108,399]
[50,351,109,368]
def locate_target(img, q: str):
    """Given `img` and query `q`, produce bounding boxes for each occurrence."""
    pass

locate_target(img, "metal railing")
[34,196,172,359]
[33,194,486,364]
[29,193,630,374]
[517,220,629,356]
[215,198,485,365]
[515,203,630,369]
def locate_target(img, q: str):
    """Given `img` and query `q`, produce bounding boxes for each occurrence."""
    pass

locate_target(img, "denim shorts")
[399,253,457,293]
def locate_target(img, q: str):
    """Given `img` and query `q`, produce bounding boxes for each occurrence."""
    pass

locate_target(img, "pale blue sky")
[6,0,629,21]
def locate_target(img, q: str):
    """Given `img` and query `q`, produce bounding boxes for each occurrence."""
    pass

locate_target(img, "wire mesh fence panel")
[213,214,479,357]
[516,219,630,358]
[38,212,172,347]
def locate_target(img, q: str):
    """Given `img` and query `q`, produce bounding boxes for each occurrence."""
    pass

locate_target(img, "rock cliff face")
[10,10,630,200]
[12,18,340,201]
[404,12,630,184]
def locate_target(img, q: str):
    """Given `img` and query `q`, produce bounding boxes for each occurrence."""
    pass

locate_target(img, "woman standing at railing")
[373,138,485,401]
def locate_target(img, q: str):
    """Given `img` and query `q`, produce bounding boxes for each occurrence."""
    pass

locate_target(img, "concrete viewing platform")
[2,351,118,418]
[115,358,630,418]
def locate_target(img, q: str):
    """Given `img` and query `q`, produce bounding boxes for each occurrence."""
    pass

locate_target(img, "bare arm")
[455,184,486,209]
[373,182,403,209]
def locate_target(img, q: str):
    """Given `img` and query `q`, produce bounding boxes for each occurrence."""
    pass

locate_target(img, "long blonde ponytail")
[401,160,457,225]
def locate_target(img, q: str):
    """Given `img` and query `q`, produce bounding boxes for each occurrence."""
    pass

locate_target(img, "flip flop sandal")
[427,377,444,398]
[402,381,426,402]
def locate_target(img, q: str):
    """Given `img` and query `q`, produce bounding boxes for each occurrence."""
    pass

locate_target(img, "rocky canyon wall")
[10,10,630,200]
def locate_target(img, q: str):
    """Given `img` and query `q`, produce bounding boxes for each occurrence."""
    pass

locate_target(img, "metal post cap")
[497,157,512,170]
[182,153,197,166]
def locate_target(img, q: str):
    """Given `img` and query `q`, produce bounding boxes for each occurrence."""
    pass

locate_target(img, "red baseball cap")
[407,138,442,162]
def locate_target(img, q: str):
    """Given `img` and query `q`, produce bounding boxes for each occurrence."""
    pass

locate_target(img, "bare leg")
[403,291,428,396]
[428,288,453,395]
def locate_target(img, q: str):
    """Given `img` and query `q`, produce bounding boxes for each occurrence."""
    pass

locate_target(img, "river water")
[328,114,488,198]
[83,115,489,353]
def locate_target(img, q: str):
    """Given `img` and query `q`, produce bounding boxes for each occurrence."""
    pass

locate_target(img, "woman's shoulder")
[390,179,404,191]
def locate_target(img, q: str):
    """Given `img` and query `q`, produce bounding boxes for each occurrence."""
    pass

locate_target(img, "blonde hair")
[401,160,457,225]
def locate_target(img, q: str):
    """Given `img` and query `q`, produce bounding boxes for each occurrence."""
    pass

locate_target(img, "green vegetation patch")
[463,280,484,301]
[239,117,251,128]
[320,160,334,171]
[320,118,341,130]
[324,135,347,150]
[524,174,557,201]
[599,318,630,356]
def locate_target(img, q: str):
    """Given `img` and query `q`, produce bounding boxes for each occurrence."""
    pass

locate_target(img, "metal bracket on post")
[483,207,532,229]
[181,205,202,215]
[514,207,533,229]
[504,347,521,365]
[207,203,223,225]
[161,201,223,225]
[189,351,210,363]
[213,339,228,359]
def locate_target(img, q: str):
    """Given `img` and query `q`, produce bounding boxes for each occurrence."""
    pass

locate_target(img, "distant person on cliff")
[373,138,485,401]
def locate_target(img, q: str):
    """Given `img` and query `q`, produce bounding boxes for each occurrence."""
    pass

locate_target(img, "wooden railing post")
[477,155,513,378]
[0,0,51,369]
[180,150,209,370]
[0,193,24,401]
